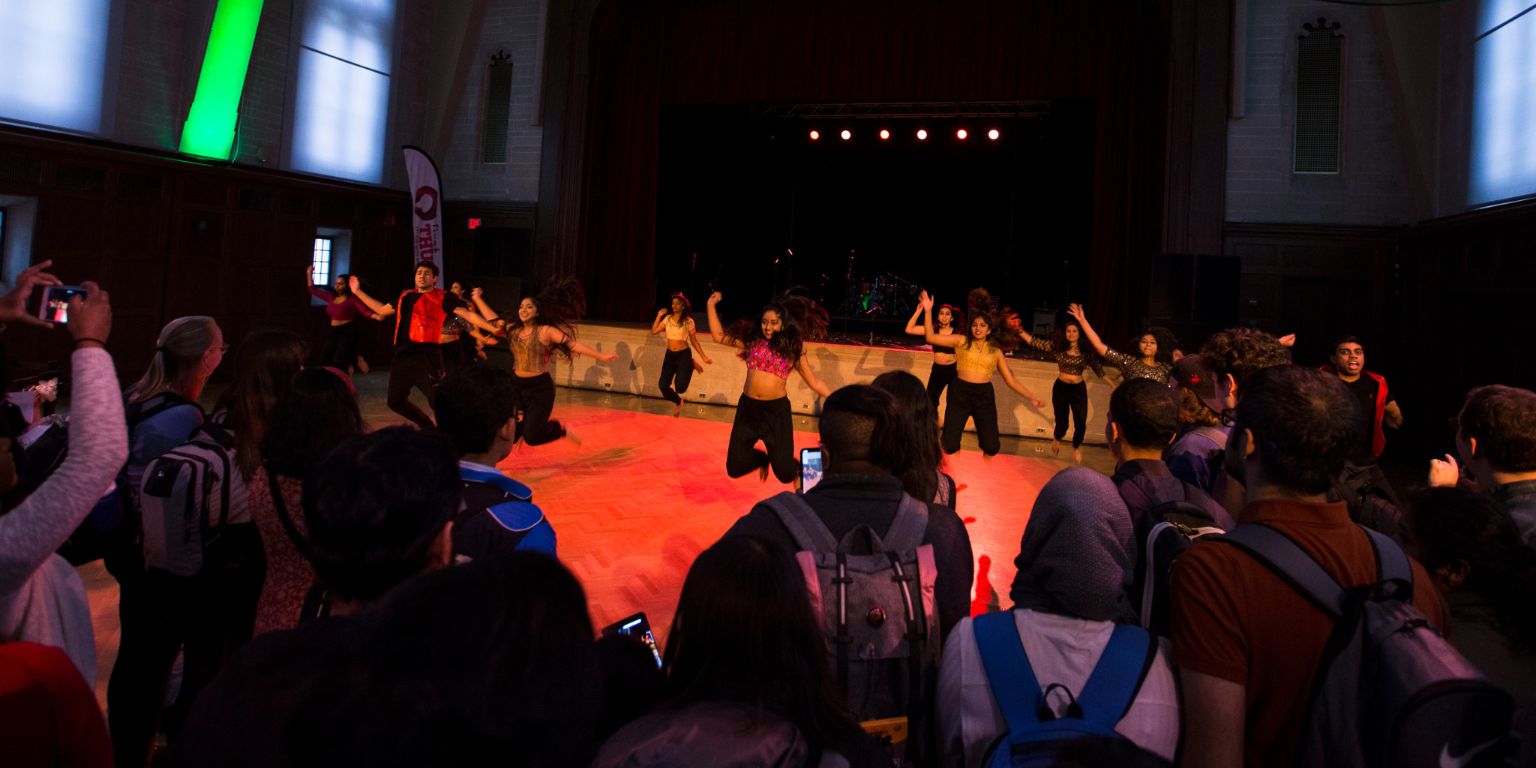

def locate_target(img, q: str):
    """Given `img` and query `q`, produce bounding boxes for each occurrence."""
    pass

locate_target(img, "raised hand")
[1278,333,1296,348]
[1427,454,1460,488]
[707,291,722,306]
[471,286,483,300]
[657,307,669,318]
[0,260,63,328]
[348,275,362,294]
[918,291,934,310]
[67,281,111,344]
[1067,303,1086,322]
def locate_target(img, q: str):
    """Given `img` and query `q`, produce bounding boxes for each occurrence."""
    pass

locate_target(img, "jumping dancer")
[305,265,383,375]
[472,275,616,445]
[918,290,1045,458]
[706,290,832,483]
[1016,310,1107,464]
[904,300,963,409]
[348,262,499,429]
[651,294,712,416]
[1066,304,1173,383]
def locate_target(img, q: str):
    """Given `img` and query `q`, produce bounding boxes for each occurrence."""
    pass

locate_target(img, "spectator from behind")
[250,367,365,636]
[594,536,889,767]
[1408,486,1536,702]
[872,370,957,507]
[940,467,1179,766]
[1430,385,1536,548]
[1171,366,1449,767]
[434,363,556,559]
[1108,378,1232,534]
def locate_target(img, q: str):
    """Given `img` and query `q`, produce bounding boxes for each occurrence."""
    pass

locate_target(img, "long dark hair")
[503,275,586,358]
[1409,486,1536,655]
[667,292,693,325]
[213,329,307,479]
[872,370,943,501]
[261,368,366,479]
[936,302,964,333]
[727,290,829,364]
[663,536,863,751]
[335,273,352,297]
[963,287,1020,353]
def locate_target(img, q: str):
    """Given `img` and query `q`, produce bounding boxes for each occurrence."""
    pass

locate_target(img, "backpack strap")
[1076,624,1158,728]
[1362,527,1413,600]
[266,464,316,562]
[973,611,1046,731]
[1217,524,1347,620]
[882,494,930,553]
[764,492,840,553]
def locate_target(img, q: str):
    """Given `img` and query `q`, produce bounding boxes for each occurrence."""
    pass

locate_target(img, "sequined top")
[1102,348,1172,383]
[510,328,554,374]
[745,339,794,379]
[954,341,999,377]
[1028,338,1105,377]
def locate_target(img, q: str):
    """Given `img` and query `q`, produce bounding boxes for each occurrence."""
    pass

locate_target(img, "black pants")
[726,395,797,483]
[387,346,442,429]
[941,380,1000,456]
[1052,379,1089,448]
[927,361,957,410]
[511,372,565,445]
[317,321,360,370]
[108,524,264,768]
[658,348,695,405]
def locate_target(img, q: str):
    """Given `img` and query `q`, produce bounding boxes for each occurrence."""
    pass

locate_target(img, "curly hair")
[503,275,587,358]
[1143,326,1181,364]
[666,292,694,325]
[1234,365,1358,495]
[962,287,1021,353]
[1200,327,1291,394]
[727,290,828,364]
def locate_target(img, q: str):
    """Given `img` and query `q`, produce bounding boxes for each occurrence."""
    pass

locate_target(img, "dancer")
[348,262,500,429]
[472,275,616,445]
[305,265,383,375]
[650,293,712,416]
[904,300,963,409]
[1016,310,1108,464]
[918,290,1045,458]
[1066,303,1174,383]
[706,290,832,482]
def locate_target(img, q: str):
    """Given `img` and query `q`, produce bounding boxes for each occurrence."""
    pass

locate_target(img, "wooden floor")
[81,373,1113,708]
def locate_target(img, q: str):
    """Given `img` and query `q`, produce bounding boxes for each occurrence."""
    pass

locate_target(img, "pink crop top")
[745,339,794,379]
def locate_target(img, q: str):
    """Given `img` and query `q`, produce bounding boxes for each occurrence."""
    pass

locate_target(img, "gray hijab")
[1009,466,1138,622]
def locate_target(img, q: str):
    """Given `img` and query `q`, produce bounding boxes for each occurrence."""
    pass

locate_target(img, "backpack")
[138,421,245,576]
[972,611,1157,767]
[1137,507,1225,637]
[1218,524,1515,767]
[763,492,939,725]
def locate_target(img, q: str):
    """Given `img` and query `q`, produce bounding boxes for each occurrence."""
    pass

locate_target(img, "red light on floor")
[988,129,1000,140]
[809,129,820,141]
[956,128,968,140]
[916,129,928,141]
[840,129,852,141]
[468,217,482,230]
[879,129,890,141]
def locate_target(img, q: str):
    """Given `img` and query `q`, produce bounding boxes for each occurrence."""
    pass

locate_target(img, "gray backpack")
[1219,524,1515,767]
[764,491,939,725]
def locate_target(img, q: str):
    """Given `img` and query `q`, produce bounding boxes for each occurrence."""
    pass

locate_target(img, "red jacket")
[394,289,450,344]
[1320,365,1390,458]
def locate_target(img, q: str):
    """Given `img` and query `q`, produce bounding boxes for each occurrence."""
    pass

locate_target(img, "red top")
[308,286,374,323]
[0,643,113,768]
[393,289,454,346]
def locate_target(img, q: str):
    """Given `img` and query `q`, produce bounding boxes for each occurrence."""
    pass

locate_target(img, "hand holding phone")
[0,260,62,328]
[603,612,662,669]
[800,447,824,493]
[39,285,87,325]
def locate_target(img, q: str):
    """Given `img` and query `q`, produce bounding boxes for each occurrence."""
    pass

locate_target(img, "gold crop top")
[954,341,999,377]
[510,328,554,373]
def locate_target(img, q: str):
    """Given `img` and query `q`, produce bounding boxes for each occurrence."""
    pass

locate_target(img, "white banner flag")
[402,145,444,286]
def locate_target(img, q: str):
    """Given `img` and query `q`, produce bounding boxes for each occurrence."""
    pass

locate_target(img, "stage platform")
[79,375,1108,710]
[558,321,1114,446]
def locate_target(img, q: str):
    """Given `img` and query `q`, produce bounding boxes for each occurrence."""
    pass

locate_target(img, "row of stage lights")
[808,128,1002,142]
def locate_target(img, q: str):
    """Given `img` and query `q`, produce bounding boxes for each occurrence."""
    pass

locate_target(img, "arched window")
[1294,17,1343,174]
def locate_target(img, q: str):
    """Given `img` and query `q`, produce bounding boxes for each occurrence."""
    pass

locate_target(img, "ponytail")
[125,316,219,404]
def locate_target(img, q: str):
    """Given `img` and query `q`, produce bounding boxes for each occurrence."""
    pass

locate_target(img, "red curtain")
[578,0,1169,333]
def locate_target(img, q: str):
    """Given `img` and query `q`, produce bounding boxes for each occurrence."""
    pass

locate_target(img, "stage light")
[916,129,928,141]
[988,129,1000,140]
[809,129,820,141]
[840,129,852,141]
[956,128,968,140]
[879,129,890,141]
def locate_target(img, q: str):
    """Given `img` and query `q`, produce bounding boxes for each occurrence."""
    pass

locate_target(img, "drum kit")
[836,271,919,318]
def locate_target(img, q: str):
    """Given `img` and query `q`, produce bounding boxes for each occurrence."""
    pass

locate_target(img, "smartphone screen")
[800,447,824,493]
[38,285,86,325]
[607,613,662,669]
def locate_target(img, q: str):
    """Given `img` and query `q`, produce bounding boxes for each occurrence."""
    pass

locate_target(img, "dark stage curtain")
[577,0,1170,336]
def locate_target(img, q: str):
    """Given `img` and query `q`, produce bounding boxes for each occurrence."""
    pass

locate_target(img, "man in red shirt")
[1170,365,1449,767]
[351,262,499,428]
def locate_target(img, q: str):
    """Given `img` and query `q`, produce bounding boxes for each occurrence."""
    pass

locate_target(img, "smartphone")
[799,447,824,493]
[603,612,662,669]
[37,285,86,325]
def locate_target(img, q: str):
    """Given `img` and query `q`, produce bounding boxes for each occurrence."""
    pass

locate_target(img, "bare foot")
[1051,440,1061,457]
[673,402,683,417]
[356,356,370,374]
[1073,447,1083,464]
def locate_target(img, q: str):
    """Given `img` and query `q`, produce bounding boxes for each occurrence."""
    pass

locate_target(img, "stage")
[80,372,1108,707]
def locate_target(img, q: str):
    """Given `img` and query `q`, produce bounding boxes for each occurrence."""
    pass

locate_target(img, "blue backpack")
[973,612,1157,767]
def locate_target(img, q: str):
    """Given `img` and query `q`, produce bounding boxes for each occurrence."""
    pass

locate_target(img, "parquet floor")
[82,375,1112,709]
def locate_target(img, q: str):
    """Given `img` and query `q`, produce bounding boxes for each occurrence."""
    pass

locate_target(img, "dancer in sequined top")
[919,290,1044,458]
[706,290,832,483]
[1016,311,1109,464]
[1067,303,1175,384]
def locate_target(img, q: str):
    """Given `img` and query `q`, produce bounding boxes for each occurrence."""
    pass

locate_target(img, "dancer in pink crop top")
[706,290,832,484]
[305,264,385,376]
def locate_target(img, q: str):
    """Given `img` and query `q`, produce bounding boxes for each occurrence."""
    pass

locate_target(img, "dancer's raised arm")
[348,276,394,317]
[1066,304,1110,357]
[919,292,967,348]
[706,292,741,348]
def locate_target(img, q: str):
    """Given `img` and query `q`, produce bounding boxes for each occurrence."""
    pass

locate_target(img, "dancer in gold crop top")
[1016,310,1111,463]
[650,294,713,416]
[707,290,832,483]
[904,300,963,411]
[471,276,616,446]
[919,290,1044,458]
